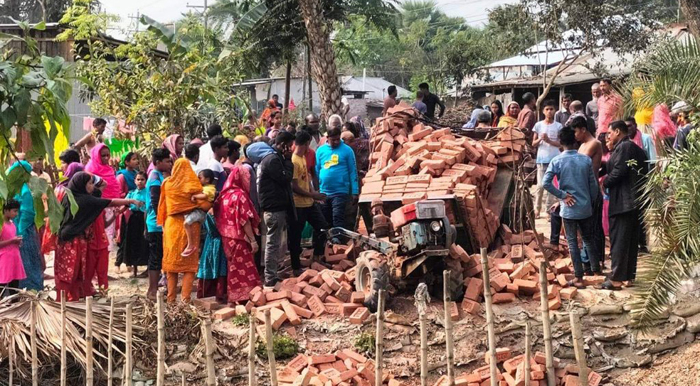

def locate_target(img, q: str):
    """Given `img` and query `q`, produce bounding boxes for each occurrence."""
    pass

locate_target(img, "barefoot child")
[123,172,149,277]
[0,199,26,297]
[182,169,217,257]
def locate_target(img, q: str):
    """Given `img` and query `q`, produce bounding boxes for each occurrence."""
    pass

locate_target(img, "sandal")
[567,279,586,289]
[599,280,622,290]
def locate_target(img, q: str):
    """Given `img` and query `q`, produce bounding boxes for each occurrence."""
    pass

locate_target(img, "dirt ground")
[36,214,700,386]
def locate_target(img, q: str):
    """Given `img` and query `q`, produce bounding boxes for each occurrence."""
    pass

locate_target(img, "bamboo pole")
[9,335,14,386]
[539,261,555,386]
[107,298,114,386]
[86,296,94,386]
[156,292,165,386]
[375,289,386,386]
[570,311,589,385]
[31,299,38,386]
[61,291,67,386]
[480,248,498,386]
[181,374,185,386]
[249,309,257,386]
[125,304,133,386]
[264,310,278,386]
[524,322,531,386]
[419,309,428,386]
[443,270,455,386]
[203,318,216,386]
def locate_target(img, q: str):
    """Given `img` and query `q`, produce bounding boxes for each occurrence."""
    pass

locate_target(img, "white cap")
[672,101,690,113]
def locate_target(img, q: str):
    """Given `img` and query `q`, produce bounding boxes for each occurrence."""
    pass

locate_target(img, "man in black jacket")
[601,120,648,290]
[258,131,296,287]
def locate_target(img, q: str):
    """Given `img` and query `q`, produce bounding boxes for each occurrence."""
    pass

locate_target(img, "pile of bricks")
[433,349,602,386]
[205,264,372,331]
[278,350,406,386]
[453,224,604,317]
[360,103,527,248]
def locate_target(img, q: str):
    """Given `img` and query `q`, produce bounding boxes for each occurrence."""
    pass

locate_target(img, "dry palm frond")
[630,147,700,330]
[0,292,150,379]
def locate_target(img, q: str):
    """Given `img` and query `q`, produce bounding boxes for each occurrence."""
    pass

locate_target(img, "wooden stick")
[375,289,385,386]
[156,292,165,386]
[125,303,133,386]
[107,297,114,386]
[264,309,278,386]
[480,248,498,386]
[86,296,94,386]
[61,291,67,386]
[9,335,14,386]
[203,318,216,386]
[181,374,185,386]
[249,309,257,386]
[570,311,589,385]
[31,299,38,386]
[419,309,428,386]
[539,261,555,386]
[524,321,531,386]
[443,270,455,386]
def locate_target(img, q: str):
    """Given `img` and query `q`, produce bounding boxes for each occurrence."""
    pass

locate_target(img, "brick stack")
[206,265,372,331]
[278,350,408,386]
[360,103,526,249]
[432,349,602,386]
[449,224,602,316]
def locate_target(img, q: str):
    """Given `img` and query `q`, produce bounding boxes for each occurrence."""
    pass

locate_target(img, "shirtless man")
[571,115,605,271]
[74,118,107,158]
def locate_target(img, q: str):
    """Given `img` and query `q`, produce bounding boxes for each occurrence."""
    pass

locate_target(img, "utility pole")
[128,10,141,36]
[187,0,209,54]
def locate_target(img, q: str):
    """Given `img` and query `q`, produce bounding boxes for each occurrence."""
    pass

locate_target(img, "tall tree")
[681,0,700,37]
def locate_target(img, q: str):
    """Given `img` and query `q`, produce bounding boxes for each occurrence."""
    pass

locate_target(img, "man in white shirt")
[202,135,229,192]
[196,124,223,170]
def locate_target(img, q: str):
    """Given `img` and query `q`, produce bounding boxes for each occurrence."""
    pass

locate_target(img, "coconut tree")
[622,38,700,329]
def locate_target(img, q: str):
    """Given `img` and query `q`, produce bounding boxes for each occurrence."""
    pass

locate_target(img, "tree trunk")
[299,0,342,122]
[681,0,700,37]
[284,60,292,114]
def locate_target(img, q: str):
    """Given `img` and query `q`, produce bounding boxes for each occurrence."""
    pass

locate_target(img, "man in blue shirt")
[145,148,172,300]
[543,125,601,287]
[316,127,359,229]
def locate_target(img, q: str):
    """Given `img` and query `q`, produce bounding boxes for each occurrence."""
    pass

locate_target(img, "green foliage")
[353,331,375,355]
[334,2,492,94]
[231,313,250,326]
[255,333,299,359]
[56,0,117,42]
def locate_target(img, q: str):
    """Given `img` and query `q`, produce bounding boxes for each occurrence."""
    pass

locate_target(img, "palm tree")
[621,38,700,329]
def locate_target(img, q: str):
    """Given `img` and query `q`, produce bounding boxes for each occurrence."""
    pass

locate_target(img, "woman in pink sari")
[214,166,261,304]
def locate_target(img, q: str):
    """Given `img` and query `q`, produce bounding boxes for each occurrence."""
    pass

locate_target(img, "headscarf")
[60,163,84,187]
[652,103,677,139]
[259,100,278,127]
[463,108,484,129]
[156,158,202,223]
[85,143,120,199]
[214,165,259,241]
[498,102,520,128]
[234,135,250,147]
[163,134,183,160]
[350,116,369,139]
[58,171,111,242]
[190,138,204,147]
[8,161,36,235]
[116,153,137,191]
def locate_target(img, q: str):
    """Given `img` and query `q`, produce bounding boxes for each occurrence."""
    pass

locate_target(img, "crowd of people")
[0,106,371,306]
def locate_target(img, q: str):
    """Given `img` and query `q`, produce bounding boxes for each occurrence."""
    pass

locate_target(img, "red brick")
[307,296,326,316]
[310,354,337,366]
[560,287,577,300]
[513,279,538,295]
[461,298,481,315]
[281,301,301,326]
[324,303,343,315]
[303,285,328,301]
[465,277,483,301]
[450,301,460,321]
[341,349,367,364]
[193,296,222,311]
[350,292,365,304]
[503,355,524,374]
[533,352,546,365]
[255,307,287,330]
[490,271,511,292]
[492,293,516,304]
[309,274,325,287]
[548,295,562,310]
[588,371,602,386]
[266,290,291,302]
[408,128,431,141]
[289,292,308,308]
[332,360,348,372]
[278,367,300,383]
[251,291,266,307]
[288,354,309,373]
[506,283,519,294]
[530,371,545,380]
[335,286,352,303]
[331,369,359,385]
[212,307,236,320]
[484,347,512,364]
[341,303,362,316]
[325,295,343,304]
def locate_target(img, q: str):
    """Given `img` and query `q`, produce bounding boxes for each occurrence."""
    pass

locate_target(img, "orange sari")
[157,159,210,273]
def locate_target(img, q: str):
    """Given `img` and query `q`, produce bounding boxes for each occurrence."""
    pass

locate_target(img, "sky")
[100,0,517,37]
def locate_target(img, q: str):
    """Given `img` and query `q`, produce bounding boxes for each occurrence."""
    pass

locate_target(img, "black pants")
[583,193,605,266]
[550,204,562,245]
[609,210,640,282]
[288,204,328,270]
[1,280,19,297]
[638,210,648,251]
[147,231,164,271]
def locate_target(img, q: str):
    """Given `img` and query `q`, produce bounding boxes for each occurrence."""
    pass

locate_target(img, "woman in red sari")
[214,166,261,304]
[55,172,141,301]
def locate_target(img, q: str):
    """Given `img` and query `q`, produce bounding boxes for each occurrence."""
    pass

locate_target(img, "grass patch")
[256,334,299,360]
[231,313,250,326]
[354,331,375,355]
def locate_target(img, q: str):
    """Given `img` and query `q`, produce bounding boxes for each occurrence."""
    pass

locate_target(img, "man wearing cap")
[673,101,695,150]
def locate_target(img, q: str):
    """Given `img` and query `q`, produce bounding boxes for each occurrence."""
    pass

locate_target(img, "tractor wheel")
[425,262,465,302]
[355,253,389,312]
